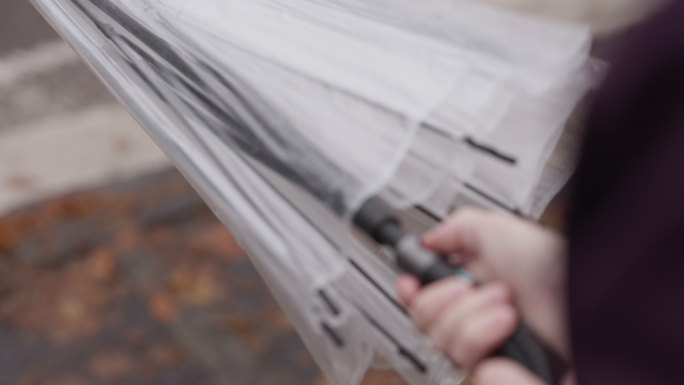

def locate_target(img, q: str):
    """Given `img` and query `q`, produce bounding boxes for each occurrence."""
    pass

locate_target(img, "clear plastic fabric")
[31,0,598,384]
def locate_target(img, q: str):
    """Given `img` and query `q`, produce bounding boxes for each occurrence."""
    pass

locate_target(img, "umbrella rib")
[84,0,356,215]
[463,183,524,216]
[343,297,428,374]
[422,122,518,165]
[143,52,406,327]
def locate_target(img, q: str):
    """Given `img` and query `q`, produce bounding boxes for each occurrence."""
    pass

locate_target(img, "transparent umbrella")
[32,0,598,384]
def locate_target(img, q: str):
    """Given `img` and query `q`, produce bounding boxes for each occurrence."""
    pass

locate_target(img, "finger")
[422,208,490,256]
[471,358,546,385]
[447,304,517,368]
[427,283,510,352]
[396,275,420,305]
[410,278,472,330]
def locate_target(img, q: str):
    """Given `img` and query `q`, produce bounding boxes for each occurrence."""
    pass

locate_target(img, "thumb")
[421,208,507,281]
[422,208,493,257]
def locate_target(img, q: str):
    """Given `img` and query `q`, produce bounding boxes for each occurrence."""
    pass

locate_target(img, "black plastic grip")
[419,259,472,284]
[420,260,558,385]
[498,325,556,385]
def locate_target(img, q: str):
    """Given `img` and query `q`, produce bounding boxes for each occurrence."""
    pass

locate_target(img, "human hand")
[396,208,570,384]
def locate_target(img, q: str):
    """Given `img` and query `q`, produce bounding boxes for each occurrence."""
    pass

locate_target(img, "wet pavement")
[0,2,169,214]
[0,0,116,133]
[0,169,405,385]
[0,0,58,54]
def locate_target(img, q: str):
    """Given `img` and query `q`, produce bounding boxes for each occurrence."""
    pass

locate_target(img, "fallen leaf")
[89,351,133,379]
[187,226,243,259]
[112,136,132,154]
[170,265,223,306]
[148,292,179,324]
[147,344,186,367]
[4,175,35,191]
[85,248,117,282]
[219,315,252,335]
[361,370,407,385]
[20,373,89,385]
[58,297,87,321]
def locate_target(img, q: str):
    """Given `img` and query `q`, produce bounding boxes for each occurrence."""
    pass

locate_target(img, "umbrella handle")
[353,199,562,385]
[417,259,559,385]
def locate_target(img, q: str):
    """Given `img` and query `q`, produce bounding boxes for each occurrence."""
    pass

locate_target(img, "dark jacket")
[567,1,684,384]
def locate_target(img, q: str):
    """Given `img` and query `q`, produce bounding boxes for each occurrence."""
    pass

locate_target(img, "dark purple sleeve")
[566,1,684,384]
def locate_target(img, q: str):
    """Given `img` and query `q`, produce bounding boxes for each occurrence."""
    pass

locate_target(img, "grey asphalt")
[0,1,116,133]
[0,0,58,55]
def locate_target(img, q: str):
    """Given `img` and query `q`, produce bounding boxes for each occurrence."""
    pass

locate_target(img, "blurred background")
[0,2,403,384]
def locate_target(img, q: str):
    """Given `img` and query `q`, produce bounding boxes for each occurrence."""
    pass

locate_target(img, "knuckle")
[445,278,471,298]
[409,306,429,331]
[447,343,466,367]
[470,359,509,385]
[413,279,467,318]
[488,282,512,301]
[411,295,434,327]
[428,326,449,351]
[499,305,519,331]
[460,327,482,354]
[454,324,485,366]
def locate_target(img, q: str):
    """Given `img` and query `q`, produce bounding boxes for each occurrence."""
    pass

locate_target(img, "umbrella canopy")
[32,0,598,384]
